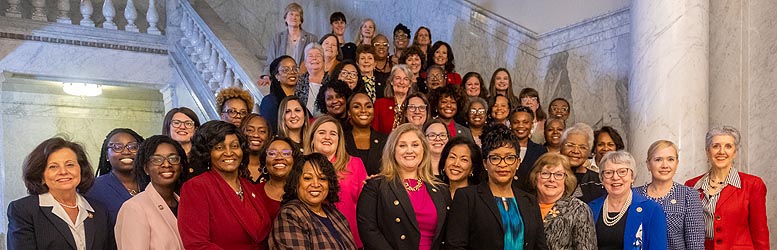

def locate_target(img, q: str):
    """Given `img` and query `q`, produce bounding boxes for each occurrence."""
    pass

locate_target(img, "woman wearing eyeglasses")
[216,87,253,127]
[373,64,414,134]
[256,137,300,219]
[373,34,393,74]
[115,135,188,249]
[465,97,488,147]
[589,151,667,250]
[423,119,450,179]
[331,60,363,92]
[445,124,548,249]
[260,55,300,133]
[402,92,431,129]
[162,107,201,156]
[87,128,144,225]
[529,152,597,250]
[519,88,548,145]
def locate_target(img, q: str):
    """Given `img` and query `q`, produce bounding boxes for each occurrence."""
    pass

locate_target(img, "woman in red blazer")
[178,121,272,250]
[685,126,769,250]
[372,64,414,134]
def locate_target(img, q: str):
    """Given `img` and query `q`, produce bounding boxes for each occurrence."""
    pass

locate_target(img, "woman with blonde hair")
[529,152,597,249]
[303,115,367,248]
[358,123,451,250]
[355,18,377,46]
[635,140,704,250]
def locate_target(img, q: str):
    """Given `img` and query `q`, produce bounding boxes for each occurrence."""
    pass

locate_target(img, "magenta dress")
[406,179,438,250]
[334,156,368,248]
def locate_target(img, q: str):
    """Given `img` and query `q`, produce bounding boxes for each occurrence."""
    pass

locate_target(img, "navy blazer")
[7,195,116,250]
[516,139,548,192]
[445,182,548,250]
[357,177,451,250]
[84,173,132,225]
[588,191,668,250]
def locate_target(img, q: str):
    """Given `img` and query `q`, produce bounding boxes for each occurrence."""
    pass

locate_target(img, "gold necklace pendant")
[404,178,422,191]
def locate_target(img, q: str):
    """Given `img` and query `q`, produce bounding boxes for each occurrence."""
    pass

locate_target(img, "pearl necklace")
[603,192,632,227]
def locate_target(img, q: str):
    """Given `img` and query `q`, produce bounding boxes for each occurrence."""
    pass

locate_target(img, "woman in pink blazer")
[115,135,187,249]
[304,115,368,248]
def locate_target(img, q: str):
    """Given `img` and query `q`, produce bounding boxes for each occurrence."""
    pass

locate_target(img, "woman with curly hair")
[315,79,352,125]
[255,136,300,219]
[216,87,253,127]
[178,121,272,249]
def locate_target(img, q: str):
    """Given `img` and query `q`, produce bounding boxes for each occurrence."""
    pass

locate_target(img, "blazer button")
[400,235,406,240]
[716,227,721,233]
[446,206,450,210]
[716,239,722,244]
[715,215,721,220]
[189,168,194,173]
[393,200,400,206]
[395,218,401,223]
[432,188,437,192]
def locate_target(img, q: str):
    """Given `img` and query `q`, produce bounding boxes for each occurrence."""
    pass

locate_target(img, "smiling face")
[338,64,359,89]
[468,102,486,128]
[707,135,737,169]
[510,111,533,141]
[276,58,299,86]
[285,10,301,28]
[494,71,510,92]
[427,67,445,90]
[243,116,269,152]
[520,96,539,113]
[108,132,138,173]
[405,55,422,76]
[373,36,389,59]
[297,162,329,209]
[357,53,375,73]
[210,134,243,175]
[416,28,430,45]
[394,30,409,49]
[312,122,339,159]
[550,99,570,120]
[221,98,248,127]
[305,48,324,72]
[601,162,633,197]
[43,148,81,193]
[406,97,427,127]
[360,20,375,39]
[170,112,195,143]
[348,93,374,127]
[331,20,345,36]
[544,119,565,147]
[394,131,424,171]
[485,146,518,186]
[266,140,293,179]
[444,144,473,183]
[391,68,411,96]
[433,45,448,66]
[491,96,509,122]
[145,143,181,188]
[425,123,448,155]
[562,133,591,168]
[647,146,678,183]
[465,77,481,97]
[322,37,338,60]
[324,88,346,116]
[283,100,305,130]
[437,96,458,120]
[595,132,617,164]
[535,164,566,202]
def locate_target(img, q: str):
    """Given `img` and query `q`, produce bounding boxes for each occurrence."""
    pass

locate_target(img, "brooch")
[543,207,561,223]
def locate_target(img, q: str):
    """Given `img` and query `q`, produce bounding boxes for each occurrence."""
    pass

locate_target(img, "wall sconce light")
[62,82,102,96]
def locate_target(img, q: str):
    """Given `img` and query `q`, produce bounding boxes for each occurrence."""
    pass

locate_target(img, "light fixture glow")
[62,83,102,97]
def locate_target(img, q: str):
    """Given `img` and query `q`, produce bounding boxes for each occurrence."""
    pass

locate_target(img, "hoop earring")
[261,167,268,175]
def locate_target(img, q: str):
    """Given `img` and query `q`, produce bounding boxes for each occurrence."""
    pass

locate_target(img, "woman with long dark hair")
[87,128,144,224]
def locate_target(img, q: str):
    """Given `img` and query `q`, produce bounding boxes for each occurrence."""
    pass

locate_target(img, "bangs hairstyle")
[594,126,626,152]
[393,23,411,38]
[646,140,678,162]
[215,87,253,114]
[284,2,304,26]
[481,123,521,159]
[282,153,341,204]
[462,72,488,99]
[599,150,637,179]
[529,152,576,197]
[188,121,251,180]
[428,41,455,72]
[380,123,441,187]
[23,137,95,194]
[330,60,364,91]
[518,88,547,121]
[318,34,342,60]
[400,45,426,67]
[401,92,431,124]
[438,136,484,185]
[315,79,352,115]
[428,84,466,119]
[96,128,144,176]
[705,125,740,151]
[356,18,377,46]
[162,107,201,137]
[258,136,301,183]
[329,11,345,24]
[133,135,188,193]
[277,96,311,140]
[423,118,451,138]
[303,116,349,173]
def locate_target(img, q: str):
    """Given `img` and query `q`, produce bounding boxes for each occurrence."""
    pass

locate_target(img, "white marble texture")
[628,0,709,185]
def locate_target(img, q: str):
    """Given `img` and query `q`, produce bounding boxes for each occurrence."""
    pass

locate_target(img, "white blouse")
[39,192,94,250]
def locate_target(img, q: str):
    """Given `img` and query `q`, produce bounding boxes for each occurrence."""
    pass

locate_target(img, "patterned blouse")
[541,195,597,250]
[269,199,356,249]
[634,182,705,250]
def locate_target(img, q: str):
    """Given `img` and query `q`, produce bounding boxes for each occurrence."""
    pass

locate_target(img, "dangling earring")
[261,167,268,175]
[469,172,474,177]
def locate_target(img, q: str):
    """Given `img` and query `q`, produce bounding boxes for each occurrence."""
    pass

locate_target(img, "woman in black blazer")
[7,137,116,250]
[343,92,388,175]
[357,123,451,250]
[445,124,548,250]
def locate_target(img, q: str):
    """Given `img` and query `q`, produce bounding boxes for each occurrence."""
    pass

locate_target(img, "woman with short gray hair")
[685,126,769,249]
[589,150,667,249]
[294,43,326,117]
[372,64,414,134]
[559,123,603,203]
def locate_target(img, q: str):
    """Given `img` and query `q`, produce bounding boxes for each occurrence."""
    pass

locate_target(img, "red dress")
[372,98,398,135]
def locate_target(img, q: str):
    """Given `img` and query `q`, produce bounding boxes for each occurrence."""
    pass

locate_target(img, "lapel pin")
[251,193,256,198]
[374,139,379,144]
[670,199,677,204]
[158,205,164,210]
[636,207,643,213]
[87,213,93,219]
[393,200,399,206]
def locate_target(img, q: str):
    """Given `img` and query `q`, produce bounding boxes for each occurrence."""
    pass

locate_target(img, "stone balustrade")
[3,0,165,35]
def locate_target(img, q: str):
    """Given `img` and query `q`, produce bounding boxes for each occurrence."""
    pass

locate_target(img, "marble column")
[628,0,709,185]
